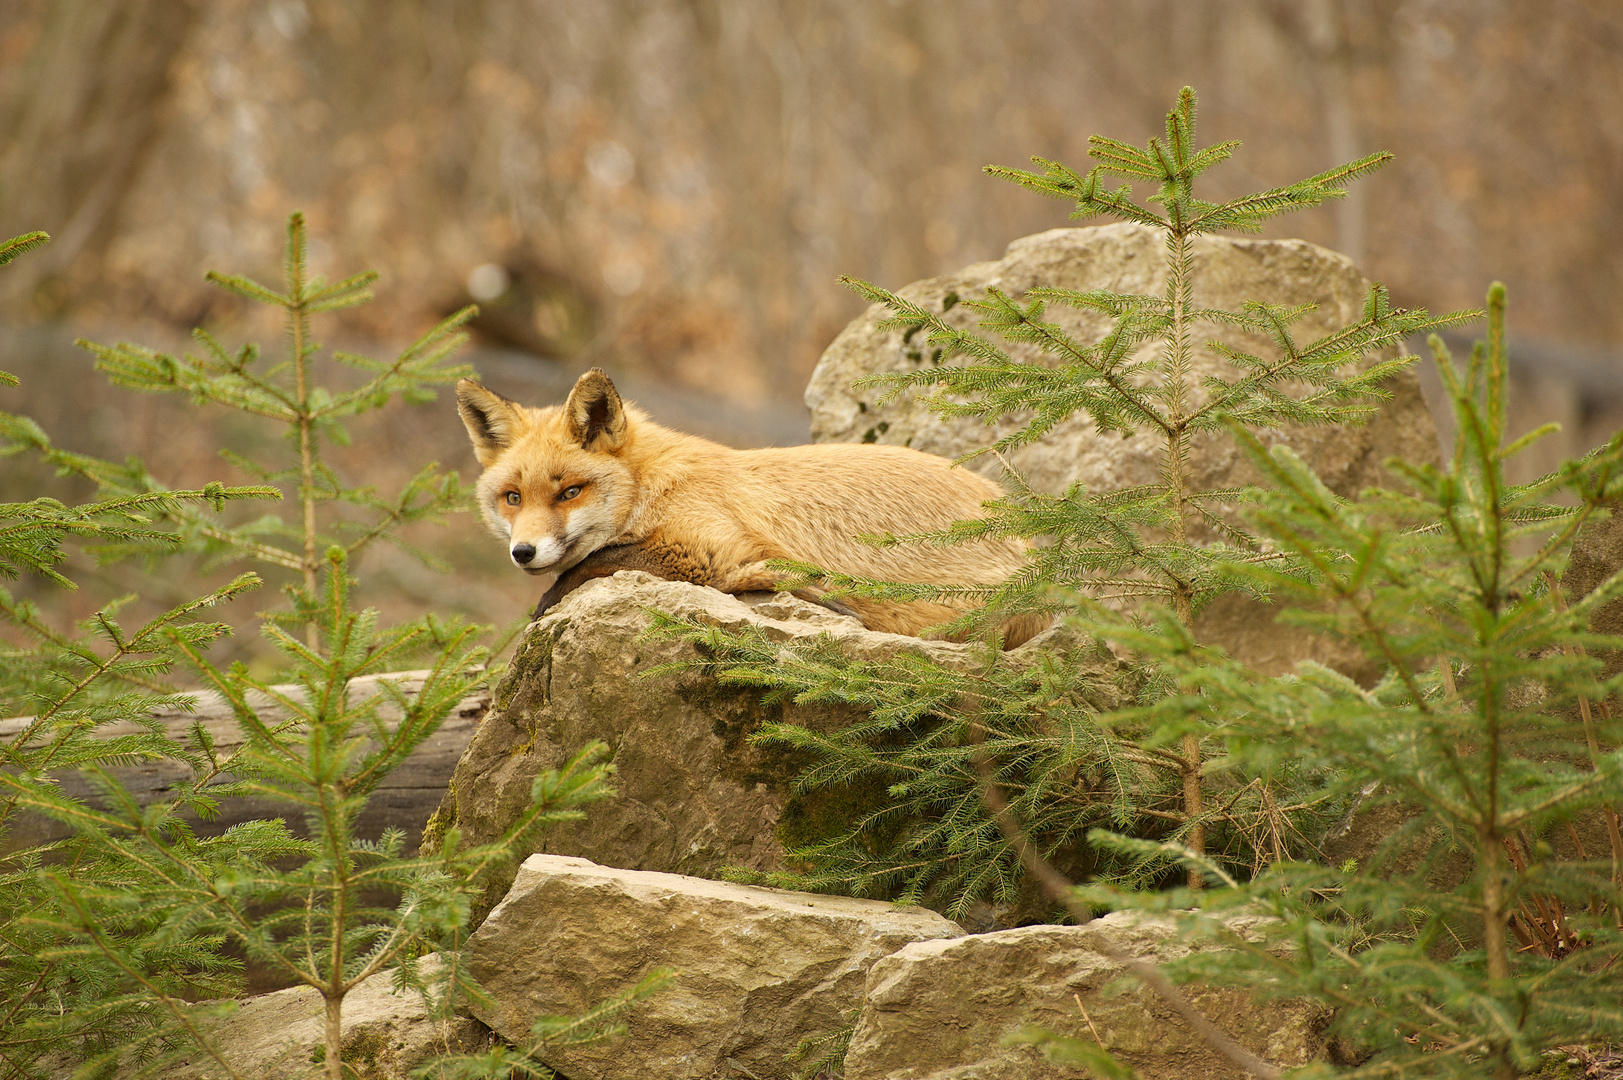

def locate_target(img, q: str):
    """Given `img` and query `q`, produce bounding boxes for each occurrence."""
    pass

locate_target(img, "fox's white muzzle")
[511,535,565,571]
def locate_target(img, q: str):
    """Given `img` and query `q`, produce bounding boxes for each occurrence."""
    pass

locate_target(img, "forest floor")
[1547,1044,1623,1078]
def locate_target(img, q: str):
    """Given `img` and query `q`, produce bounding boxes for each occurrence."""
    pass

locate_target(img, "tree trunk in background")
[1298,0,1366,269]
[0,0,197,300]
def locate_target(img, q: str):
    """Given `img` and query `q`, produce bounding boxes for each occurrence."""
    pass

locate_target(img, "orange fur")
[457,369,1041,645]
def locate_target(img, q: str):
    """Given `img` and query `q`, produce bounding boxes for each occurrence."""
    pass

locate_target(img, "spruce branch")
[0,230,49,268]
[72,212,479,644]
[43,881,246,1080]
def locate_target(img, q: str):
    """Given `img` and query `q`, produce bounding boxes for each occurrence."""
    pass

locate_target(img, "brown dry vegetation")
[3,1,1622,396]
[1,0,1621,663]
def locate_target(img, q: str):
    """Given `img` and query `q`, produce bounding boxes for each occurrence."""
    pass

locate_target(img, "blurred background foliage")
[1,0,1621,665]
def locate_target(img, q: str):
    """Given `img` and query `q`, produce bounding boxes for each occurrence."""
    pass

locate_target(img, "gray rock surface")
[808,222,1435,501]
[468,853,962,1080]
[807,223,1440,677]
[164,956,489,1080]
[843,912,1328,1080]
[425,570,1118,922]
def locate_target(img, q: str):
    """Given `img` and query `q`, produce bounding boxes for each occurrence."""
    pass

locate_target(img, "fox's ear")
[564,368,628,452]
[456,379,526,466]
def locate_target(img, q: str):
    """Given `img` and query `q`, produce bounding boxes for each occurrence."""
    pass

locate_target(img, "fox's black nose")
[511,543,537,565]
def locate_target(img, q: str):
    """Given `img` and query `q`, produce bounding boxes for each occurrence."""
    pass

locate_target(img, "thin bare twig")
[1074,992,1104,1044]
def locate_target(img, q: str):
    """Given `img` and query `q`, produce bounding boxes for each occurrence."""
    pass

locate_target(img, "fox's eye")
[560,485,583,501]
[504,491,520,506]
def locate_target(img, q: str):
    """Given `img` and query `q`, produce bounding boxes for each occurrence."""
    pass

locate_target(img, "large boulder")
[468,853,962,1080]
[424,571,1119,922]
[843,912,1328,1080]
[807,222,1436,500]
[807,223,1440,677]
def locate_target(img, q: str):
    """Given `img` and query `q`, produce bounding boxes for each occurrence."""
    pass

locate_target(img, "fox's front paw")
[531,582,566,620]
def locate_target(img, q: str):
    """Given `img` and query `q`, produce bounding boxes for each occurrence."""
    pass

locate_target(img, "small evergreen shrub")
[667,88,1623,1077]
[72,213,474,644]
[1,226,284,1075]
[658,87,1470,914]
[1061,284,1623,1078]
[1,219,655,1080]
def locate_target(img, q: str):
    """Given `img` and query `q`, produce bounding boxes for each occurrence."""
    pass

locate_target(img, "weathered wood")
[1,670,488,853]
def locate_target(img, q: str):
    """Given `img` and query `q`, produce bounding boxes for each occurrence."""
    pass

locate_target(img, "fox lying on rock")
[456,368,1043,646]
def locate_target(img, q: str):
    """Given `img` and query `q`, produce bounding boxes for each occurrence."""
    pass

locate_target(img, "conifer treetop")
[832,86,1476,634]
[986,86,1391,236]
[71,212,479,643]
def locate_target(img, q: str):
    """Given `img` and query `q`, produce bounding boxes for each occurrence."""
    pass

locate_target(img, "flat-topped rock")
[468,853,962,1079]
[161,955,489,1080]
[844,911,1328,1080]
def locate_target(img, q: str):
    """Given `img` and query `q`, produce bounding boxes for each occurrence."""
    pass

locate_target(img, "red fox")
[456,369,1042,645]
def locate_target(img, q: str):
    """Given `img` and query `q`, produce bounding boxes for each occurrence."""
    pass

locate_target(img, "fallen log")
[0,669,488,853]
